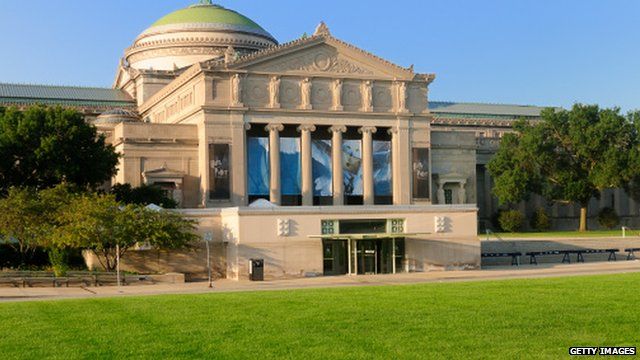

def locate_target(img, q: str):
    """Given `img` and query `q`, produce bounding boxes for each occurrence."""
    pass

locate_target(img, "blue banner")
[247,137,269,196]
[312,139,332,196]
[280,137,301,195]
[342,140,363,195]
[373,140,392,196]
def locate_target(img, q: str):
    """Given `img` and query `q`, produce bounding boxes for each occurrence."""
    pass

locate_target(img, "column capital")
[387,127,399,135]
[358,126,377,135]
[297,124,317,133]
[265,123,284,132]
[329,125,347,134]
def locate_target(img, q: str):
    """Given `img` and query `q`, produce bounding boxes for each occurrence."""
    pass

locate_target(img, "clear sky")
[0,0,638,111]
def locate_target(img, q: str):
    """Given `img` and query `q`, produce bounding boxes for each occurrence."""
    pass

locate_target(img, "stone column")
[298,124,316,206]
[388,127,399,204]
[330,125,347,205]
[359,126,377,205]
[437,182,445,204]
[266,124,284,205]
[458,181,467,204]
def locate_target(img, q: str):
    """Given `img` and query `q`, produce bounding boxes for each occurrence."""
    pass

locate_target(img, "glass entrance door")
[353,238,405,275]
[323,240,348,276]
[358,240,377,274]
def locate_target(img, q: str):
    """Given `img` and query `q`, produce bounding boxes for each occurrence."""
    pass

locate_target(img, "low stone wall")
[481,237,640,266]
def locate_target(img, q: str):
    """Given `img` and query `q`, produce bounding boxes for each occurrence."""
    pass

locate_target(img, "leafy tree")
[488,104,640,232]
[0,105,119,192]
[111,183,178,208]
[0,184,80,267]
[0,187,44,263]
[52,193,197,271]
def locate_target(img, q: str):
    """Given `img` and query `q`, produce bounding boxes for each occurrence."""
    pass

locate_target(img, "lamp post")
[204,231,213,288]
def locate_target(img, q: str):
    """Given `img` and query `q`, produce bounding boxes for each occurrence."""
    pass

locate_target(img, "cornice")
[430,117,518,127]
[139,64,204,114]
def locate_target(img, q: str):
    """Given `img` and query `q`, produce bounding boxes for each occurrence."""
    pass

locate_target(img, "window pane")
[412,148,430,199]
[209,144,230,200]
[248,137,270,196]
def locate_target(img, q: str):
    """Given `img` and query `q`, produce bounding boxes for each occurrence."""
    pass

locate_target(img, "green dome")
[147,2,275,42]
[152,3,259,28]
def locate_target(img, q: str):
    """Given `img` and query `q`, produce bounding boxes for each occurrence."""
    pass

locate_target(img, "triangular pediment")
[225,35,417,80]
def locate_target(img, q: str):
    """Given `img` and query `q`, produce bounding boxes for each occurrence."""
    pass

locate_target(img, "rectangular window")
[209,144,230,200]
[412,148,430,199]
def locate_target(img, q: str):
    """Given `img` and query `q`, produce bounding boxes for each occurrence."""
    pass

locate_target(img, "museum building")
[6,1,629,279]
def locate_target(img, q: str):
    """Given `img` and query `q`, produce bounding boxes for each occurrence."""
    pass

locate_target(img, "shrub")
[598,207,620,229]
[530,208,551,232]
[498,210,524,233]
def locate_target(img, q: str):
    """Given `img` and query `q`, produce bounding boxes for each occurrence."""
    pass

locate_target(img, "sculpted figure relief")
[332,79,343,111]
[300,78,312,109]
[231,74,243,106]
[361,80,373,112]
[397,81,408,112]
[225,46,236,64]
[269,76,281,108]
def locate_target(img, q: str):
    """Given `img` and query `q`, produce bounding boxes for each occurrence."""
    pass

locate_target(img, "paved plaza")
[1,260,638,303]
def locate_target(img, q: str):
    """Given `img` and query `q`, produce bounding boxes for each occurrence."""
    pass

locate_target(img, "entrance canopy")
[308,232,429,240]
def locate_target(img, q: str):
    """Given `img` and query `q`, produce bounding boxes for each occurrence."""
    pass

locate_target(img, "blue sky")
[0,0,638,111]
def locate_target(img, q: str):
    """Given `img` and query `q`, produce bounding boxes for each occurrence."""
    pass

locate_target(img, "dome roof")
[124,1,277,71]
[94,108,140,125]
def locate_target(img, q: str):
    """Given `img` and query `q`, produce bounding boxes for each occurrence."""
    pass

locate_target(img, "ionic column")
[329,125,347,205]
[266,124,284,205]
[388,127,400,204]
[298,124,316,206]
[359,126,377,205]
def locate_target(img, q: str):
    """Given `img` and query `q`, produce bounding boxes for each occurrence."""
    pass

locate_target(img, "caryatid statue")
[300,78,312,109]
[397,81,408,113]
[269,76,281,108]
[332,79,343,111]
[231,73,243,106]
[361,80,373,112]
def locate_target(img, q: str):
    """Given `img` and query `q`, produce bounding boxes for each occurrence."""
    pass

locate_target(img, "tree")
[488,104,640,232]
[111,183,178,208]
[0,187,45,263]
[0,105,119,192]
[52,193,197,271]
[0,184,80,267]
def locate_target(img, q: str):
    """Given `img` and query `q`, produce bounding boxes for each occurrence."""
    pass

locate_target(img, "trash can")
[249,259,264,281]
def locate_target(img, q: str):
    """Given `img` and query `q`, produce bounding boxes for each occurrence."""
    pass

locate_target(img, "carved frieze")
[252,47,374,75]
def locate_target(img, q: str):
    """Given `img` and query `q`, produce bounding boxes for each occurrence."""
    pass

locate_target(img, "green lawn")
[1,274,639,359]
[483,229,634,239]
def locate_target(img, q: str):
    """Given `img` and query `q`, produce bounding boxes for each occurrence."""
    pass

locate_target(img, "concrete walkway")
[1,260,639,303]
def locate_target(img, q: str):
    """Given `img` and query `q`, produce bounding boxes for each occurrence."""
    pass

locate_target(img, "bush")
[498,210,524,233]
[48,248,69,277]
[598,207,620,229]
[530,208,551,232]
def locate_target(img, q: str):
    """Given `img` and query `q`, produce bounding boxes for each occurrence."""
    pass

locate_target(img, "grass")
[1,273,640,359]
[482,229,634,239]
